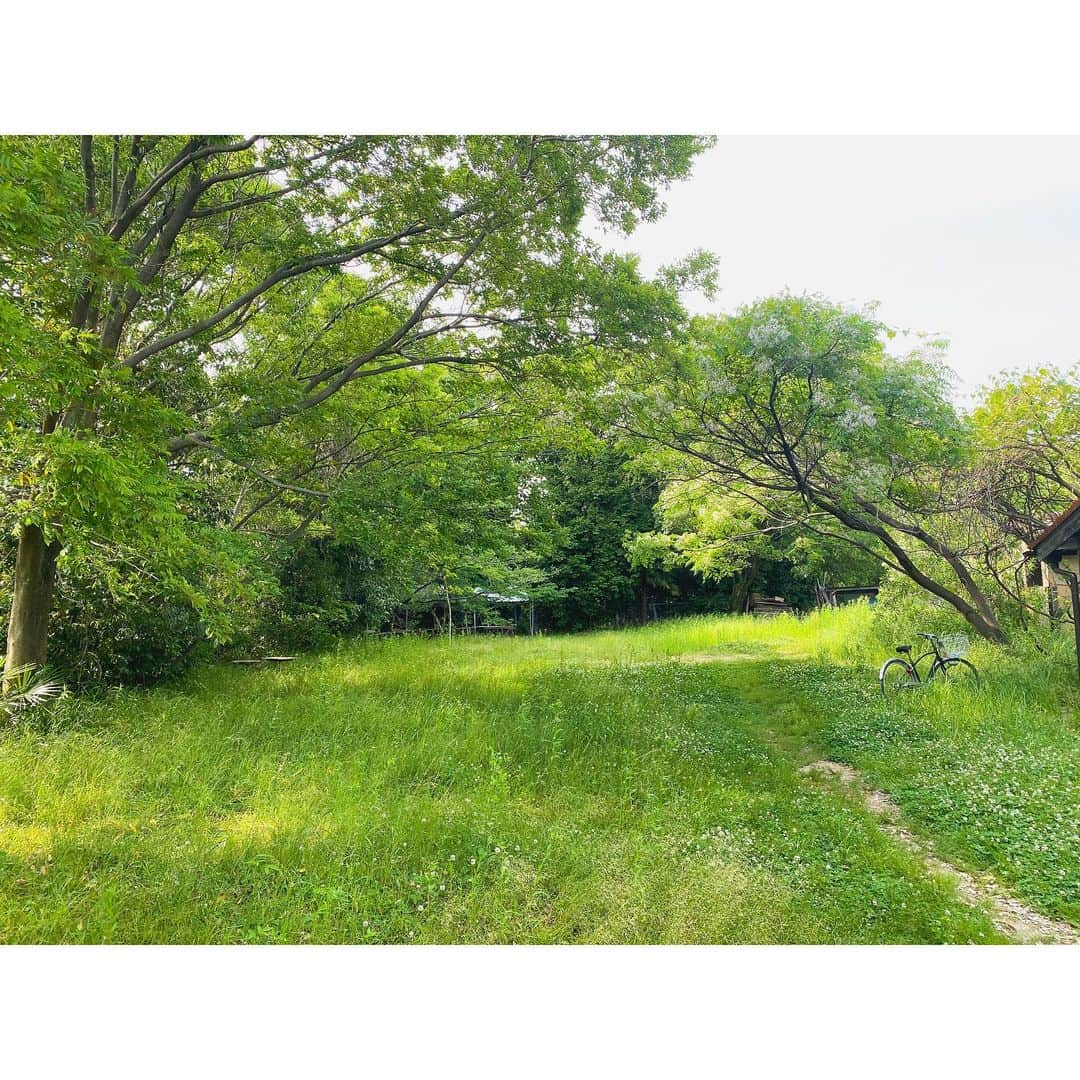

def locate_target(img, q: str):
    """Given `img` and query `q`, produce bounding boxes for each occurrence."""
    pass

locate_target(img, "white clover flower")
[417,904,424,912]
[449,854,456,861]
[470,857,476,865]
[494,847,501,854]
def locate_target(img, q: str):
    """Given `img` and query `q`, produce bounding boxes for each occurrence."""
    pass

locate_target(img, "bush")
[44,574,213,689]
[0,538,212,689]
[247,539,404,653]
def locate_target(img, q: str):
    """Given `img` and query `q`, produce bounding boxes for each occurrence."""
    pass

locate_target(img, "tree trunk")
[935,550,1008,643]
[729,557,758,614]
[809,489,1011,644]
[4,524,61,687]
[958,605,1008,645]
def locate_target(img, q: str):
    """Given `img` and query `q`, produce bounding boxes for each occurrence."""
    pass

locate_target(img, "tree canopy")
[4,136,1076,682]
[2,135,713,676]
[619,294,1010,641]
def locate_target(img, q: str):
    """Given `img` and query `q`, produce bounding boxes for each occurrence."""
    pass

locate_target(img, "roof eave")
[1030,496,1080,561]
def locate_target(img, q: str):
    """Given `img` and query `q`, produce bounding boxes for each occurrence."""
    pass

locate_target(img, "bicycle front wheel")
[880,658,919,694]
[927,657,979,685]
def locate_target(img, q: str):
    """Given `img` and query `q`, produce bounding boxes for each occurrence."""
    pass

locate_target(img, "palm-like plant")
[1,661,64,717]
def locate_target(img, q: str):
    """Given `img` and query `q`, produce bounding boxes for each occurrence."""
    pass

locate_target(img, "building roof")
[473,588,529,604]
[1030,496,1080,562]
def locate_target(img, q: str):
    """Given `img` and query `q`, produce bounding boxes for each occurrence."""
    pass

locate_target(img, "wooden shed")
[814,585,879,608]
[748,593,795,617]
[1029,496,1080,683]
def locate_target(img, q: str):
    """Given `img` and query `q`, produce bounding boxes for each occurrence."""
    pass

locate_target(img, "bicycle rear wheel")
[880,658,919,694]
[927,657,979,685]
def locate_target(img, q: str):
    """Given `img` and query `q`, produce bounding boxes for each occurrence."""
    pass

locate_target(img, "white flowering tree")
[621,294,1009,642]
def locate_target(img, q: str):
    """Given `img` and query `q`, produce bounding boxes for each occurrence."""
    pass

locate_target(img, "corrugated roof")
[1031,495,1080,551]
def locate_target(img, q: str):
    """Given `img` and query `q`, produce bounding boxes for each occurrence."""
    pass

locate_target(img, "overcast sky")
[604,136,1080,403]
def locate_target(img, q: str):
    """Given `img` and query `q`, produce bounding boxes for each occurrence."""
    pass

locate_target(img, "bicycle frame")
[880,641,937,680]
[880,632,977,693]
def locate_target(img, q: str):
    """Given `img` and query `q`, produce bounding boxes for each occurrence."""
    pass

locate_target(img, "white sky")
[603,136,1080,404]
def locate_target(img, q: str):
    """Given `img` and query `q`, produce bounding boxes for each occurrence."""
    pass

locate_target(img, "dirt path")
[670,647,1077,944]
[797,759,1078,944]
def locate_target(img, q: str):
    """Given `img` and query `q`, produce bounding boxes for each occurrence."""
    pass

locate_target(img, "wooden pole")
[1066,571,1080,687]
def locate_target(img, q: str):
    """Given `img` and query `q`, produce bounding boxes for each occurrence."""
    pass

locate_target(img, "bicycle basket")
[939,632,969,659]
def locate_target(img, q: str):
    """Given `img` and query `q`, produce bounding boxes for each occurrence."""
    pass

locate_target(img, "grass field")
[0,607,1076,943]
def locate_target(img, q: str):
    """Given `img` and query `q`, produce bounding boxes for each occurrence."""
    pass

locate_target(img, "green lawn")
[0,608,1076,943]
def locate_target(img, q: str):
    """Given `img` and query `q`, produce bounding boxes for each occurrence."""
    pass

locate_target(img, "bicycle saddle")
[896,644,912,654]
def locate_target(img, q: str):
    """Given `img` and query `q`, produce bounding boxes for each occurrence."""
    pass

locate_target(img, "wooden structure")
[401,587,534,637]
[471,589,534,634]
[748,593,795,617]
[814,585,879,608]
[1029,496,1080,684]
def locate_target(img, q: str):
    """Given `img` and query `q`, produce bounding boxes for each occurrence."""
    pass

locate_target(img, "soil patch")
[798,760,1078,944]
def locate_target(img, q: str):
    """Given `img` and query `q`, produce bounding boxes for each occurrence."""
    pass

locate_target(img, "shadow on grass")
[0,645,1010,943]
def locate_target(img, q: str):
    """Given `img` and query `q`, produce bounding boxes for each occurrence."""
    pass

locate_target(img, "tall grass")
[753,607,1080,922]
[0,604,1073,942]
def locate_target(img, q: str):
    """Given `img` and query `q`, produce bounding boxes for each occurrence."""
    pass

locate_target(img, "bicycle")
[879,632,979,694]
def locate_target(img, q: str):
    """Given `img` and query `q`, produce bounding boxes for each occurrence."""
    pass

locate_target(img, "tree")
[1,135,712,681]
[627,480,883,611]
[969,366,1080,545]
[967,366,1080,621]
[526,444,660,631]
[620,294,1010,642]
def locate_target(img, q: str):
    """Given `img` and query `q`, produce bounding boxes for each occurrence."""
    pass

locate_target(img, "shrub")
[247,539,405,653]
[46,574,213,688]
